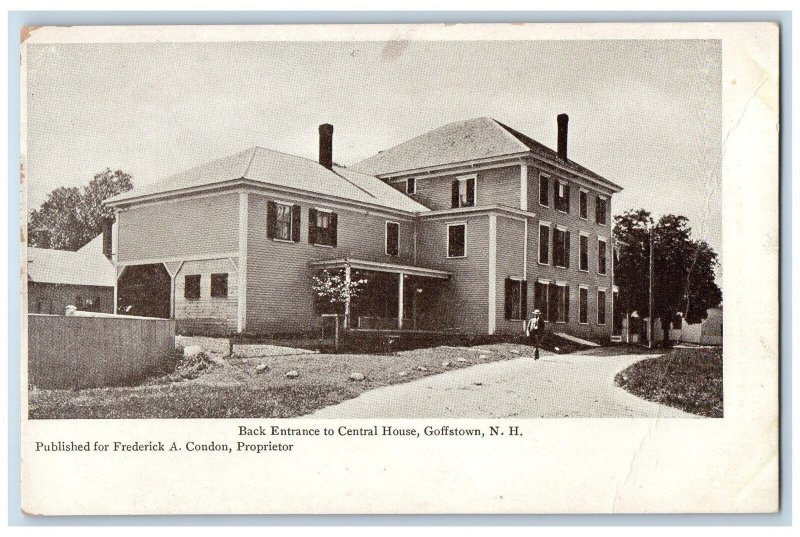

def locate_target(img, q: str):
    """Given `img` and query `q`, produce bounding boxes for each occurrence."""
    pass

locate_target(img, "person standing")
[526,309,546,360]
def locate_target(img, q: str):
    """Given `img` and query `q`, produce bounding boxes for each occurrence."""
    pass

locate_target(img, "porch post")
[344,263,351,329]
[398,272,404,329]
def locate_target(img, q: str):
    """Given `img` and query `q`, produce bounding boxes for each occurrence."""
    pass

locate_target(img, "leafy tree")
[613,209,722,347]
[28,168,133,250]
[311,269,369,328]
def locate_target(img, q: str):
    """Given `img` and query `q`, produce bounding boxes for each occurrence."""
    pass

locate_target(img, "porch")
[308,258,452,332]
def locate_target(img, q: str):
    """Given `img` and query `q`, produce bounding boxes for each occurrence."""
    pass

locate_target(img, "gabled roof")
[27,238,116,288]
[106,147,429,214]
[351,117,622,192]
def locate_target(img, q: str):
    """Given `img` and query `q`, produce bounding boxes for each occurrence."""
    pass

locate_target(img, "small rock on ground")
[349,372,365,381]
[183,345,203,358]
[255,364,269,374]
[457,357,468,363]
[286,370,299,379]
[442,361,452,367]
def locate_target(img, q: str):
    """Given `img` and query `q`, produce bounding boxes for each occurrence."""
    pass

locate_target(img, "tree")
[28,168,133,250]
[311,269,369,327]
[613,209,722,347]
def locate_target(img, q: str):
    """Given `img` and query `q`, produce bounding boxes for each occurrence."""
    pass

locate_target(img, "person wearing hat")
[525,309,546,360]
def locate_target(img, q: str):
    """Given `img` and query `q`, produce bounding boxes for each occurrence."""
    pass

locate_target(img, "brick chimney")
[557,113,569,161]
[319,123,334,169]
[102,217,113,260]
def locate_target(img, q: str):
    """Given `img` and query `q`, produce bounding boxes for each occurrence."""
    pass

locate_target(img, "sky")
[25,39,722,262]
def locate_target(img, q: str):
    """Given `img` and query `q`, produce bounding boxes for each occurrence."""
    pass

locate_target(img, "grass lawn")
[614,347,723,417]
[28,343,537,419]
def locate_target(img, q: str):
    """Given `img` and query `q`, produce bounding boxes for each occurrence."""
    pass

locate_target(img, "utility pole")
[648,226,654,349]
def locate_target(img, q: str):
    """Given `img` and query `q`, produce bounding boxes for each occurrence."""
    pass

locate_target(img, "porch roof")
[308,258,452,280]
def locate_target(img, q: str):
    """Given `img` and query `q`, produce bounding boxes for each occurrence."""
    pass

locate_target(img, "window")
[597,289,607,325]
[504,278,528,321]
[451,175,476,208]
[211,273,228,298]
[553,227,570,268]
[185,275,201,299]
[267,201,301,242]
[596,196,608,225]
[555,180,570,213]
[534,281,549,321]
[538,223,550,264]
[579,287,588,324]
[550,283,569,323]
[447,223,466,258]
[579,233,589,272]
[385,221,399,256]
[406,178,416,194]
[308,208,337,247]
[598,238,607,275]
[579,189,588,219]
[539,174,550,207]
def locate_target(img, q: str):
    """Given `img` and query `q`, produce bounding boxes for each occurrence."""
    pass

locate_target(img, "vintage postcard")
[19,22,779,514]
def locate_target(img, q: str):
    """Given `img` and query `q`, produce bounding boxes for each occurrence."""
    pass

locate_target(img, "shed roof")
[27,238,116,288]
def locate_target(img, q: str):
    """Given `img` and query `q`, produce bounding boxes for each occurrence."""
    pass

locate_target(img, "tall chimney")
[557,113,569,161]
[102,217,113,260]
[319,123,334,169]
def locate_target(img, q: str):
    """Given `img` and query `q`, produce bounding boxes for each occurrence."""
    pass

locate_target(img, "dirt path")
[306,351,698,419]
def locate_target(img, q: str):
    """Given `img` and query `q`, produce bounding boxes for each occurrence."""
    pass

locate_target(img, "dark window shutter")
[521,281,528,319]
[330,212,338,247]
[564,231,571,268]
[564,286,570,323]
[291,205,301,242]
[565,185,571,213]
[266,201,277,239]
[504,278,513,320]
[308,208,317,244]
[451,180,459,208]
[552,178,558,208]
[548,284,558,322]
[466,178,475,206]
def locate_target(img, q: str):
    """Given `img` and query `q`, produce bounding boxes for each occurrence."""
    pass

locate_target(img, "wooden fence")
[28,314,176,389]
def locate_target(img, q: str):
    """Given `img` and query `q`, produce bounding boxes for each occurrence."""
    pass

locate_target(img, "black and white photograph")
[18,22,779,515]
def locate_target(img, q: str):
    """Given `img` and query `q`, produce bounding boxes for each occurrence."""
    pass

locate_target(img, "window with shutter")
[538,223,550,265]
[307,208,318,244]
[406,178,416,194]
[453,175,476,207]
[534,281,549,320]
[553,227,568,268]
[579,287,588,324]
[598,238,607,275]
[579,234,589,271]
[271,202,293,241]
[597,289,607,325]
[505,278,527,321]
[539,175,550,207]
[266,201,277,239]
[596,196,608,225]
[385,221,399,256]
[579,190,588,219]
[291,205,301,242]
[548,284,559,322]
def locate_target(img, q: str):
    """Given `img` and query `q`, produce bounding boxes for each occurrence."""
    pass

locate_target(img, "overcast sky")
[25,39,721,259]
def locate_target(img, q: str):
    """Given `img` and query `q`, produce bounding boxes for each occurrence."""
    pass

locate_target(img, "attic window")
[406,178,416,194]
